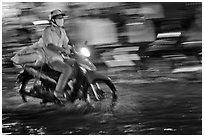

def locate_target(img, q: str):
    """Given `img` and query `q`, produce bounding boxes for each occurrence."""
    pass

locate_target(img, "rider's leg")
[49,60,73,99]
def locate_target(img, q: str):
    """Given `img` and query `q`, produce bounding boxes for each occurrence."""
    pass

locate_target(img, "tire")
[19,78,37,102]
[21,78,56,103]
[86,80,117,111]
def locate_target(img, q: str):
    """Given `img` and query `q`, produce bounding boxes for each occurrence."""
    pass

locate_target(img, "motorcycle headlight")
[79,47,90,57]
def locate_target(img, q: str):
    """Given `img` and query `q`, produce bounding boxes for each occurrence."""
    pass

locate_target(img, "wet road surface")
[2,67,202,135]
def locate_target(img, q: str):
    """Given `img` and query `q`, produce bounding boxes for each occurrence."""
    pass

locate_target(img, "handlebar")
[60,45,78,59]
[61,52,70,59]
[61,44,89,59]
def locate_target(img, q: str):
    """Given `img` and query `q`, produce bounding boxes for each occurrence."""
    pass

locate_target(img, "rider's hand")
[64,49,70,55]
[61,49,70,57]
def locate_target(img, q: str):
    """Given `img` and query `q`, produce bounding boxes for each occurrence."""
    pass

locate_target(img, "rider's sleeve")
[42,27,53,47]
[62,29,70,49]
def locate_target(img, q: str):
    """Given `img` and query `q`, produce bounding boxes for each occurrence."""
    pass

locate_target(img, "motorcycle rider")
[12,9,74,102]
[42,9,73,101]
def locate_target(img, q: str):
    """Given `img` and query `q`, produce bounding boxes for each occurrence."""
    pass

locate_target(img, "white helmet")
[49,9,65,27]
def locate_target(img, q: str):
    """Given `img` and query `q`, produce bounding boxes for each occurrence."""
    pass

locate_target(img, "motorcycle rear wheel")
[21,78,60,104]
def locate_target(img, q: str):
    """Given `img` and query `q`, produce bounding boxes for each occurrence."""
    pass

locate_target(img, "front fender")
[85,71,116,92]
[85,71,110,83]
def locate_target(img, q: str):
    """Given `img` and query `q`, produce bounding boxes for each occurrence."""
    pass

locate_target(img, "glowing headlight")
[79,47,90,57]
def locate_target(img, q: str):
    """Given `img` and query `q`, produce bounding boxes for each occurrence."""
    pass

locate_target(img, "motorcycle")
[11,45,117,107]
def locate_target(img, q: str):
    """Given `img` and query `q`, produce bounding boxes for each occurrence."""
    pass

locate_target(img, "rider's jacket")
[41,25,70,63]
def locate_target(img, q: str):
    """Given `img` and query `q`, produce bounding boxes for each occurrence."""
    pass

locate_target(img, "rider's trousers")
[49,59,73,93]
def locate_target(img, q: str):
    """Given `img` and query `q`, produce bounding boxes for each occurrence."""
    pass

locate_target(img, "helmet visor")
[53,14,64,19]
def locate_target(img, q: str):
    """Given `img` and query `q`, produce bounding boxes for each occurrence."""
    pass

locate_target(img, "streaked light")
[182,41,202,45]
[157,32,181,38]
[127,22,144,26]
[33,20,49,25]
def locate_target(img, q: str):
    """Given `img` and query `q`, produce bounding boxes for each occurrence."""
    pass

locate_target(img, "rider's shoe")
[54,90,65,101]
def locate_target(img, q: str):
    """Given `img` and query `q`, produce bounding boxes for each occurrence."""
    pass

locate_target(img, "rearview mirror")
[84,41,88,46]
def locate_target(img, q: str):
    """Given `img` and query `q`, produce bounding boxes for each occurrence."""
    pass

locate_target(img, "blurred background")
[2,2,202,79]
[2,2,202,75]
[2,2,202,135]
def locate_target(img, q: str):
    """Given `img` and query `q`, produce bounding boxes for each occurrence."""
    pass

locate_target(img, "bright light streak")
[33,20,49,25]
[157,32,181,38]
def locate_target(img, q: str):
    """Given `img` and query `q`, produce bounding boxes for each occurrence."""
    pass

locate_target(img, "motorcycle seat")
[29,64,60,75]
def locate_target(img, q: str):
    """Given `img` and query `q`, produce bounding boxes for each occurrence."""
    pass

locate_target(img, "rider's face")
[55,15,64,27]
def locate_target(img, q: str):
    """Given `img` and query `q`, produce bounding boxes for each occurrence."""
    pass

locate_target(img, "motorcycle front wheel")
[86,80,117,111]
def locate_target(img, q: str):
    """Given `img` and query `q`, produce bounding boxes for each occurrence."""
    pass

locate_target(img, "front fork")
[90,84,100,101]
[86,82,101,103]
